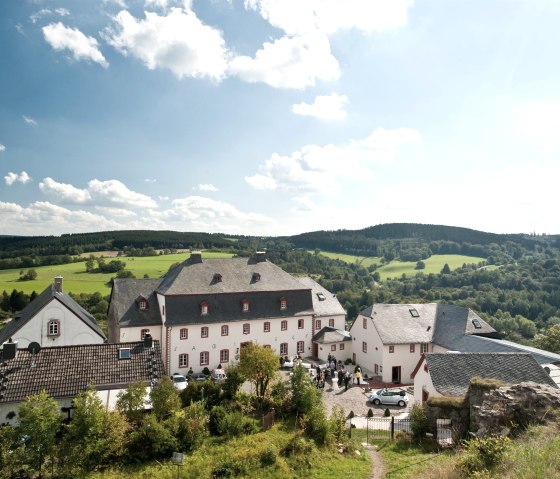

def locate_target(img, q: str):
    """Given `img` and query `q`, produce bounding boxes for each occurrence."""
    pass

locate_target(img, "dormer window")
[242,299,250,312]
[213,273,222,283]
[280,297,287,310]
[200,301,209,315]
[139,301,147,310]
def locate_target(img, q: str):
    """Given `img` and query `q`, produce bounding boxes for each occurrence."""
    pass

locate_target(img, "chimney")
[255,251,266,263]
[54,276,63,293]
[189,251,203,264]
[2,339,17,361]
[143,333,153,349]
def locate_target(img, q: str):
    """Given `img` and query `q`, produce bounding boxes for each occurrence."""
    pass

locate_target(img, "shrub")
[329,406,347,443]
[260,444,278,466]
[458,435,511,477]
[217,410,258,438]
[384,408,391,417]
[367,408,374,418]
[410,404,429,442]
[202,367,211,376]
[344,358,353,365]
[209,405,227,436]
[212,458,247,478]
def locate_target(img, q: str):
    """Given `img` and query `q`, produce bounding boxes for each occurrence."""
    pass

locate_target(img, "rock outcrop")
[472,381,560,436]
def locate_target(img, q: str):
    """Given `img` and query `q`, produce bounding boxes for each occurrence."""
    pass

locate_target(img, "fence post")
[366,418,369,445]
[390,416,395,442]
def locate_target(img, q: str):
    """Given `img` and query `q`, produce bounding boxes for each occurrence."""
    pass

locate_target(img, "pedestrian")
[356,368,362,385]
[344,371,350,391]
[337,369,343,387]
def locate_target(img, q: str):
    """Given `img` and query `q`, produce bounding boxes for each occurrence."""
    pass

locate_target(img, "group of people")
[313,354,365,391]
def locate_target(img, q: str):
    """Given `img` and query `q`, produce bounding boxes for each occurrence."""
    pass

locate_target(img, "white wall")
[381,343,429,385]
[0,397,72,426]
[413,358,439,403]
[349,314,384,376]
[10,299,104,348]
[119,325,163,344]
[166,314,314,375]
[315,341,349,363]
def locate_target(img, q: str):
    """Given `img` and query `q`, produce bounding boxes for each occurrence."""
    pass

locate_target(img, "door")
[312,342,318,358]
[391,366,401,384]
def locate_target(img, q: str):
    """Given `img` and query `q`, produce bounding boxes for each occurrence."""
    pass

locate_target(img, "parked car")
[171,373,188,391]
[188,372,209,382]
[368,389,408,407]
[210,368,227,383]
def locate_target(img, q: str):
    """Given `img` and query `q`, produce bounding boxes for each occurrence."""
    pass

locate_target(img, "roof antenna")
[28,342,41,368]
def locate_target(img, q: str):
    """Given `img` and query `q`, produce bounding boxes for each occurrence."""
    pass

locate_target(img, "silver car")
[368,389,408,407]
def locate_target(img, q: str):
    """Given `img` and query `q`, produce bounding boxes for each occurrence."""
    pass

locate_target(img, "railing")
[365,417,413,443]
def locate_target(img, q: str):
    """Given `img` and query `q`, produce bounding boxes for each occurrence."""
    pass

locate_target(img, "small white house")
[0,276,106,349]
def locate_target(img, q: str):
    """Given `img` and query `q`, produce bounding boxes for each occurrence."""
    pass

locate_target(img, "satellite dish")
[28,342,41,355]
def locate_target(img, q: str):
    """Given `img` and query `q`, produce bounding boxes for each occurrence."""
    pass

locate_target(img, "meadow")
[314,251,486,280]
[0,252,234,296]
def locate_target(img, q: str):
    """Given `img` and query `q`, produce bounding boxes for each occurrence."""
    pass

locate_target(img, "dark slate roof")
[0,283,106,345]
[424,352,558,397]
[438,334,560,365]
[359,303,496,345]
[298,277,346,317]
[108,278,164,341]
[0,341,164,403]
[158,257,310,295]
[312,326,352,344]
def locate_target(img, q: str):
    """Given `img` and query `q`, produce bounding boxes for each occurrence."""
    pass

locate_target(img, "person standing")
[344,371,350,391]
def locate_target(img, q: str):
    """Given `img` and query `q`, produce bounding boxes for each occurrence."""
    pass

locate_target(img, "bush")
[409,404,429,442]
[367,408,374,418]
[260,444,278,466]
[384,408,391,417]
[212,458,247,478]
[458,435,511,477]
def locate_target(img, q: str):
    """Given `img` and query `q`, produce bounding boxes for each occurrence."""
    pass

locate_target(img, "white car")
[171,373,188,391]
[368,389,408,407]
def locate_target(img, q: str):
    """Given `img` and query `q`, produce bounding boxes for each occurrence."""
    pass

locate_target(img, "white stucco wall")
[9,299,104,348]
[0,397,72,426]
[315,340,350,363]
[119,325,163,344]
[413,358,439,403]
[166,314,314,375]
[381,343,429,385]
[348,314,384,376]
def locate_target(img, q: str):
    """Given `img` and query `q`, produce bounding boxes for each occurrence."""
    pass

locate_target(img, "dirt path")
[363,443,384,479]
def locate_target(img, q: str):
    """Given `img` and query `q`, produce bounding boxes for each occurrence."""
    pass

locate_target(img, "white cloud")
[39,177,91,203]
[244,0,413,36]
[154,195,276,233]
[43,22,108,68]
[292,196,317,212]
[104,7,229,80]
[30,8,70,24]
[513,100,560,154]
[103,0,128,8]
[144,178,157,183]
[229,32,339,89]
[245,127,422,194]
[292,93,348,120]
[38,177,158,208]
[4,171,31,186]
[0,144,5,152]
[159,195,170,201]
[23,115,37,126]
[15,23,25,35]
[195,183,218,191]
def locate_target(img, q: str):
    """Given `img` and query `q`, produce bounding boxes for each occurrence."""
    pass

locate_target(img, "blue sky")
[1,0,559,237]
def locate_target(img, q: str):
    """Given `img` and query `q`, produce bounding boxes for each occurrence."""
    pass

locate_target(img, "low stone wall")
[425,398,469,442]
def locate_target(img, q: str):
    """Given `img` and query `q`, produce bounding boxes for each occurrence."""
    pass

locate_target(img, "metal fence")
[365,417,413,443]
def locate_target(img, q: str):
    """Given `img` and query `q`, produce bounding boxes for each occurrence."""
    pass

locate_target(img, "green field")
[0,252,234,296]
[315,251,486,281]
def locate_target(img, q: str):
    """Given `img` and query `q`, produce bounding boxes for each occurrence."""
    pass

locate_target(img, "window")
[280,343,288,356]
[263,344,271,349]
[316,292,326,301]
[298,319,304,329]
[424,364,429,373]
[472,319,482,329]
[297,341,304,354]
[141,329,150,340]
[179,353,188,368]
[374,364,378,374]
[389,345,394,353]
[280,297,287,310]
[47,320,60,337]
[200,301,209,315]
[139,300,147,310]
[180,328,188,340]
[339,343,344,351]
[329,318,335,328]
[220,349,229,363]
[363,317,367,329]
[201,327,209,338]
[242,299,250,312]
[409,308,419,318]
[410,344,415,353]
[264,322,270,332]
[331,345,336,352]
[380,366,383,373]
[221,325,229,336]
[243,323,250,335]
[315,320,321,330]
[420,343,429,354]
[200,351,209,366]
[118,348,130,360]
[362,342,367,353]
[281,320,287,331]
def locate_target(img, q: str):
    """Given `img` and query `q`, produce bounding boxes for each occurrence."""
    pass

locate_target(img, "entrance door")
[312,342,318,358]
[391,366,401,384]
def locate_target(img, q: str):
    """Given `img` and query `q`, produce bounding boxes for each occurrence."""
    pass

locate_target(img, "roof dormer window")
[200,301,209,315]
[139,300,147,310]
[280,297,287,310]
[242,299,250,312]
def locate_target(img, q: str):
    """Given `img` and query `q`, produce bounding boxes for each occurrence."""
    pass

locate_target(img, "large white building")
[108,252,346,375]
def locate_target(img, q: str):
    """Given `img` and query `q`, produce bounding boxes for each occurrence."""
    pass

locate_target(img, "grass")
[313,251,486,281]
[0,252,234,296]
[86,423,372,479]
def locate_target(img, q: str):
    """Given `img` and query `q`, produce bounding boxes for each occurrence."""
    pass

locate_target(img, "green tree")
[176,400,209,452]
[150,376,181,421]
[237,343,278,400]
[415,260,426,270]
[116,381,147,423]
[18,390,62,474]
[534,324,560,354]
[441,263,451,274]
[221,364,245,400]
[85,255,96,273]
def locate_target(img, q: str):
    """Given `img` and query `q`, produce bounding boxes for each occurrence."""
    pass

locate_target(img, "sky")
[1,0,560,237]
